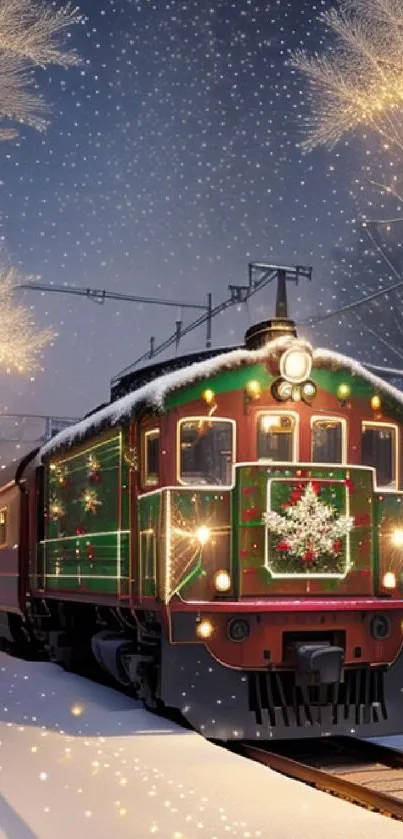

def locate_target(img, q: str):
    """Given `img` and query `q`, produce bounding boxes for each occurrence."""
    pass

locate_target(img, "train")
[1,266,403,741]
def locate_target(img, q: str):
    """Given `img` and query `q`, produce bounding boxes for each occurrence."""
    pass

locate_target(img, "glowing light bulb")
[214,570,231,592]
[196,619,214,639]
[382,571,396,589]
[371,395,382,410]
[392,528,403,548]
[195,525,211,545]
[71,704,83,717]
[202,388,215,405]
[337,383,351,400]
[246,380,261,399]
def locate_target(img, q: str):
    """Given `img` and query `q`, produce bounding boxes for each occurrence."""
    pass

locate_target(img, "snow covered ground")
[1,652,403,839]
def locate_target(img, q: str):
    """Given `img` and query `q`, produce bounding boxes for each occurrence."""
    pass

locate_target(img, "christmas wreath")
[263,481,354,574]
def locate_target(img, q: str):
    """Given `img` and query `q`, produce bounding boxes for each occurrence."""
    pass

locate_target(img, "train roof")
[40,334,403,461]
[110,345,237,401]
[0,448,39,490]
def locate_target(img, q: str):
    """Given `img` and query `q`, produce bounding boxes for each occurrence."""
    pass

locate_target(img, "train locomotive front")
[152,322,403,740]
[1,305,403,742]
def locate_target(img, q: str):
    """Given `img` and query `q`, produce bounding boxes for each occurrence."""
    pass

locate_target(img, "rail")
[230,738,403,821]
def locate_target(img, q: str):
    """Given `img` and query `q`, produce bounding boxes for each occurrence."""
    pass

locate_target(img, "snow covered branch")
[0,0,83,139]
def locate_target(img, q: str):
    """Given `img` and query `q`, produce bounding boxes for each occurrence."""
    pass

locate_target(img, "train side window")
[143,429,160,486]
[257,414,297,462]
[311,418,345,464]
[178,418,234,486]
[0,508,7,546]
[361,422,397,489]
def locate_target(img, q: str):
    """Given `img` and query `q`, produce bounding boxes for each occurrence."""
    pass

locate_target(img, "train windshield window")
[257,414,296,461]
[361,423,397,489]
[312,419,344,463]
[0,508,7,546]
[179,419,233,486]
[143,429,160,486]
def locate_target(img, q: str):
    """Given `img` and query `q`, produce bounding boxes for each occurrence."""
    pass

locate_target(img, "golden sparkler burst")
[0,265,55,374]
[291,0,403,151]
[0,0,82,140]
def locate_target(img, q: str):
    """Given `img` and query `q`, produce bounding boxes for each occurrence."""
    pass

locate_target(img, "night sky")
[0,0,389,448]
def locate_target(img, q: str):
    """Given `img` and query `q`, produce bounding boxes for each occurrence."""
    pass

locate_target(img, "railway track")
[231,738,403,821]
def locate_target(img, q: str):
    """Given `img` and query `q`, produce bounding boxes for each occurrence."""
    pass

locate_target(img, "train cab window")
[311,418,345,464]
[178,418,233,486]
[143,429,160,486]
[257,414,297,462]
[0,508,7,546]
[361,423,397,489]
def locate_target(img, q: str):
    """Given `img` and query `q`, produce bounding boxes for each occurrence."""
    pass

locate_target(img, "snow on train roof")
[40,335,403,460]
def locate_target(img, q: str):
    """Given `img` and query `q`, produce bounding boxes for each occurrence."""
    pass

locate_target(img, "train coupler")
[295,643,344,686]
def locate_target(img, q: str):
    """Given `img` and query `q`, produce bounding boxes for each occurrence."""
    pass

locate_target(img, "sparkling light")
[291,0,403,152]
[371,394,382,410]
[0,266,55,374]
[391,528,403,547]
[0,0,82,140]
[337,383,351,400]
[245,380,262,399]
[194,525,211,546]
[70,703,84,716]
[202,388,215,405]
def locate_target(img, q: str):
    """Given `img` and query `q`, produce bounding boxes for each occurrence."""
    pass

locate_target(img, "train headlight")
[280,347,312,384]
[271,379,293,402]
[195,525,211,546]
[301,380,317,403]
[369,613,391,640]
[227,618,250,643]
[196,619,214,640]
[214,570,231,593]
[382,571,396,590]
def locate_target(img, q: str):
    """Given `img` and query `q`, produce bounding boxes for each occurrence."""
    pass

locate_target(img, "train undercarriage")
[2,598,403,742]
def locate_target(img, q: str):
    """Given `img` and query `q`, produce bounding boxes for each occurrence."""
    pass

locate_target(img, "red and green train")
[1,299,403,740]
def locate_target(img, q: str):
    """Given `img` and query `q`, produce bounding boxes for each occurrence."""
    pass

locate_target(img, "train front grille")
[247,667,387,728]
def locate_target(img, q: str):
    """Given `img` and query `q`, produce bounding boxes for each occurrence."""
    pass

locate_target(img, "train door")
[136,414,161,603]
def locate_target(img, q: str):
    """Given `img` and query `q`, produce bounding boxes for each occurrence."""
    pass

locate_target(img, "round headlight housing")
[227,618,250,643]
[280,347,312,383]
[369,613,391,640]
[271,378,293,402]
[301,380,317,402]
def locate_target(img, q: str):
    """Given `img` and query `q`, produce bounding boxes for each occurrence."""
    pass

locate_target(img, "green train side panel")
[164,363,272,409]
[42,433,130,596]
[237,464,374,597]
[376,493,403,593]
[137,489,232,602]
